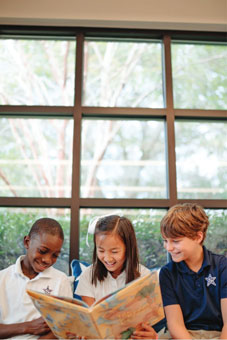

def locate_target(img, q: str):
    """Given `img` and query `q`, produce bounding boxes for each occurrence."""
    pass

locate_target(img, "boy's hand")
[39,330,57,339]
[131,322,158,339]
[66,331,86,339]
[24,317,50,335]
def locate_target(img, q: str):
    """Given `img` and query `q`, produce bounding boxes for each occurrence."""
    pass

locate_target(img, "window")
[0,117,73,197]
[175,120,227,199]
[81,118,167,199]
[83,39,164,108]
[172,42,227,110]
[0,28,226,273]
[0,39,76,106]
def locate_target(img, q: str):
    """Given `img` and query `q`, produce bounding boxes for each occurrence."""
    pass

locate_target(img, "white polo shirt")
[76,264,150,302]
[0,255,73,339]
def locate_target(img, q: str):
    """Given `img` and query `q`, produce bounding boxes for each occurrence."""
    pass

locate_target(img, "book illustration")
[27,270,164,339]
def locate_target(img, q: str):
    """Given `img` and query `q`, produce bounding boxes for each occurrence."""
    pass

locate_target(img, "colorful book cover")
[27,270,164,339]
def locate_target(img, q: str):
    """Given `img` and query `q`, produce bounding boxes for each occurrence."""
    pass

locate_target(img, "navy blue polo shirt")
[159,246,227,331]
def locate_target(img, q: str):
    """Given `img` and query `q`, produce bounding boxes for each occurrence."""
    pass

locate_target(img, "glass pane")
[0,39,76,106]
[80,208,167,269]
[172,43,227,109]
[205,209,227,256]
[0,207,70,274]
[83,40,164,108]
[0,117,73,197]
[81,119,167,198]
[175,120,227,199]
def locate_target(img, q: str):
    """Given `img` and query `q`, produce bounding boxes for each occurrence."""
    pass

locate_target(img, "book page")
[52,295,89,307]
[91,271,164,339]
[27,290,102,339]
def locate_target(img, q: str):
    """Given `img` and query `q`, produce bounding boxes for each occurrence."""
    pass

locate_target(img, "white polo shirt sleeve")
[0,256,73,330]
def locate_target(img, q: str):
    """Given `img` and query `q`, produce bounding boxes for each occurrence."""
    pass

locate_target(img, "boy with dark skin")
[0,217,72,339]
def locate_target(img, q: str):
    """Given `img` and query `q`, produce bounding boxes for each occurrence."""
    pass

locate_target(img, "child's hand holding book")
[131,322,158,339]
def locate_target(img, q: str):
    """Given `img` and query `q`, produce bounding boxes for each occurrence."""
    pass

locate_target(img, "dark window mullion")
[177,199,227,209]
[0,105,74,117]
[175,109,227,119]
[79,198,171,209]
[81,107,166,118]
[0,197,71,207]
[70,33,84,263]
[163,35,177,207]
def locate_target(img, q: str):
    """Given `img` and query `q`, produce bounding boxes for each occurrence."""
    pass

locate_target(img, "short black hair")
[28,217,64,240]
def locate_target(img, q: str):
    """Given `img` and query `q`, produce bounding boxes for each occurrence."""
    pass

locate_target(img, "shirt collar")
[107,269,126,281]
[176,246,211,274]
[14,255,26,276]
[14,255,53,279]
[198,246,211,273]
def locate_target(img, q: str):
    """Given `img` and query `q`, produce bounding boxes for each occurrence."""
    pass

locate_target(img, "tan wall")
[0,0,226,31]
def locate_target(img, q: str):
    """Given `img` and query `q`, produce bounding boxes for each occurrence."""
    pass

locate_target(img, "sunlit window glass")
[0,117,73,197]
[0,39,76,106]
[175,120,227,199]
[81,119,167,199]
[172,43,227,109]
[83,39,164,108]
[205,209,227,256]
[0,207,70,274]
[80,208,167,269]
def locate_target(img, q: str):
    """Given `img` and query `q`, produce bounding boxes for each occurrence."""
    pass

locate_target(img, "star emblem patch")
[43,285,53,295]
[205,274,216,287]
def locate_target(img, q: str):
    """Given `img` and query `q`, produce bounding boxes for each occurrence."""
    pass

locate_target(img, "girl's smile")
[96,232,126,278]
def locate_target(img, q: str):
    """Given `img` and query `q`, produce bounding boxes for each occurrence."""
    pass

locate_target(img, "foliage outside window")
[0,118,73,197]
[0,39,76,106]
[0,208,225,274]
[83,40,164,108]
[172,43,227,110]
[81,119,167,199]
[175,120,227,199]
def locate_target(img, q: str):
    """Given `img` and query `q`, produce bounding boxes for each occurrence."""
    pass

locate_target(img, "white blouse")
[75,264,150,303]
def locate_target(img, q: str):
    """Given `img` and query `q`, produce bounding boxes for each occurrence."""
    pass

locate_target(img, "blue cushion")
[71,259,90,299]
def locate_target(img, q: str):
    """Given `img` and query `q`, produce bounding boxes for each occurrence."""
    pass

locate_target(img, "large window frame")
[0,26,226,269]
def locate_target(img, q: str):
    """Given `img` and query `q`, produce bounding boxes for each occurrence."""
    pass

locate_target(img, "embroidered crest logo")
[43,285,53,295]
[205,274,216,287]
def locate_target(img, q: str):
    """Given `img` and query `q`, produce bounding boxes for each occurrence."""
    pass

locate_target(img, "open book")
[27,270,164,339]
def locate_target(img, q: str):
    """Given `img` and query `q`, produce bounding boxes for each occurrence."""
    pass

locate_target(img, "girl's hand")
[131,322,158,339]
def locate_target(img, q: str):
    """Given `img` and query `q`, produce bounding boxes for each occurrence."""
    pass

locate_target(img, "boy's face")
[23,232,63,276]
[163,233,203,264]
